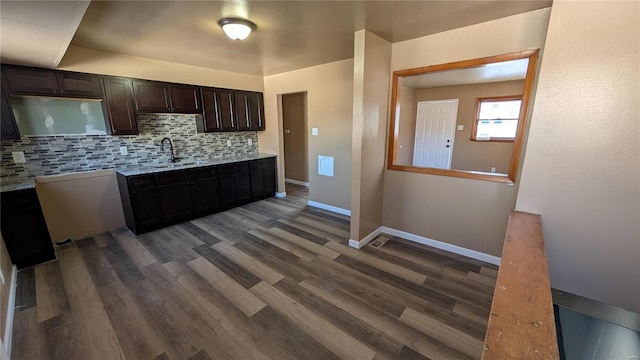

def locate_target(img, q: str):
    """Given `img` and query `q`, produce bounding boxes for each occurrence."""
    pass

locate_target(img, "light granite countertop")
[115,153,277,177]
[0,177,36,193]
[0,153,277,192]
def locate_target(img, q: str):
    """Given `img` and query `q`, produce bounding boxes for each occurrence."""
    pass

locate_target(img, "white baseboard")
[275,192,286,198]
[380,227,501,265]
[307,200,351,216]
[285,178,309,187]
[3,265,17,360]
[349,226,382,249]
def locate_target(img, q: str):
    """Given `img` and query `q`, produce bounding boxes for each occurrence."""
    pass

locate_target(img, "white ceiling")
[0,0,551,75]
[0,1,90,68]
[402,58,529,89]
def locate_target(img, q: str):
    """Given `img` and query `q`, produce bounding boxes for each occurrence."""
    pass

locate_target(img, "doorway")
[412,99,458,169]
[282,92,309,187]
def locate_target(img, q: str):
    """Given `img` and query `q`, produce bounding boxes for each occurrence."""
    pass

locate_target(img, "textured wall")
[383,8,551,257]
[262,59,354,209]
[1,114,258,179]
[516,1,640,312]
[413,80,524,174]
[351,30,392,241]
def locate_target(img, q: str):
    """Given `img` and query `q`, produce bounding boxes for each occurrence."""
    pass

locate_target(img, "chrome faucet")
[160,137,178,163]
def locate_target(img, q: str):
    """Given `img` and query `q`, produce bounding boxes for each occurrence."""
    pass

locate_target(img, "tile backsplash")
[0,114,259,180]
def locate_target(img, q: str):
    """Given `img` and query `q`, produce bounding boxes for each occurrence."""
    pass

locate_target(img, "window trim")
[470,95,523,142]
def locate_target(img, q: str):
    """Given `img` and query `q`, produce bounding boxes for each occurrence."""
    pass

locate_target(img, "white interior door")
[413,99,458,169]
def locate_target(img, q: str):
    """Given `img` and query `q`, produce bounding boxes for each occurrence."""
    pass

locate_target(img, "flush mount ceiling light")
[218,18,256,41]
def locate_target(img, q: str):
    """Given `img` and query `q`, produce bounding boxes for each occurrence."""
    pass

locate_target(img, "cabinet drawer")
[155,166,217,185]
[128,175,155,189]
[1,188,38,207]
[218,162,249,175]
[250,158,275,170]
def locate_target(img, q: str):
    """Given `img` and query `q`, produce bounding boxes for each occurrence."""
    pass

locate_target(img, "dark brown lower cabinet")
[157,182,192,224]
[219,162,252,208]
[250,158,277,200]
[191,177,221,216]
[117,175,163,235]
[117,158,274,235]
[1,188,55,269]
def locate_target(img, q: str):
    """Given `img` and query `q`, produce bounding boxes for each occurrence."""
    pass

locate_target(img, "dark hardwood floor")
[12,184,497,360]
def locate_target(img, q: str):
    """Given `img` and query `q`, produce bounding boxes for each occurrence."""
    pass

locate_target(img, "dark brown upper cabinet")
[3,66,103,98]
[169,84,201,113]
[102,76,138,135]
[132,80,171,112]
[132,80,200,114]
[197,87,236,132]
[55,72,104,97]
[235,91,265,131]
[1,92,19,140]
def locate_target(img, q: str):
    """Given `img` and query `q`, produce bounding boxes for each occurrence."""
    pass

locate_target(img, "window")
[471,96,522,142]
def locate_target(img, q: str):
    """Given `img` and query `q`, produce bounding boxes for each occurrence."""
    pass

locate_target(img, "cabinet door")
[200,87,236,132]
[235,170,252,202]
[56,72,103,97]
[1,189,55,269]
[169,84,201,113]
[132,80,171,113]
[103,77,138,135]
[3,67,59,95]
[190,177,221,216]
[219,173,237,207]
[1,92,19,140]
[250,168,265,198]
[235,91,265,131]
[130,187,162,231]
[157,182,193,224]
[263,164,276,196]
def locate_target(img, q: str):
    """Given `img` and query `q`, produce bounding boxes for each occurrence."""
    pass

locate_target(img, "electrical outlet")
[248,139,253,146]
[491,167,496,173]
[227,139,232,147]
[119,146,128,155]
[12,151,26,164]
[0,269,5,285]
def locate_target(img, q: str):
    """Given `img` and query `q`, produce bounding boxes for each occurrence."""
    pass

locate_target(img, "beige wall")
[0,236,12,342]
[282,92,308,183]
[351,30,392,241]
[412,80,524,174]
[261,59,354,210]
[397,86,416,165]
[58,45,264,91]
[383,8,551,256]
[516,1,640,313]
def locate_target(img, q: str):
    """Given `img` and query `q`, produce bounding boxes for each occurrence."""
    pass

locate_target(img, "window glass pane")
[10,97,108,136]
[479,100,521,120]
[476,119,518,139]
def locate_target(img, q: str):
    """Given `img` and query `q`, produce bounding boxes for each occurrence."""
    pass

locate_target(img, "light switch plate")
[312,128,319,136]
[119,146,128,155]
[12,151,26,164]
[457,125,464,131]
[248,139,253,146]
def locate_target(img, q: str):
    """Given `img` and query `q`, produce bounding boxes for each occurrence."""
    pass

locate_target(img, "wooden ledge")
[482,211,559,359]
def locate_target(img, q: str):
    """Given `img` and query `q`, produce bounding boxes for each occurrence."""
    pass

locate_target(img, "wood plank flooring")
[12,184,497,360]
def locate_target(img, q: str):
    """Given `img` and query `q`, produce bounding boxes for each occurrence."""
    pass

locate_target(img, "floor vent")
[369,235,391,248]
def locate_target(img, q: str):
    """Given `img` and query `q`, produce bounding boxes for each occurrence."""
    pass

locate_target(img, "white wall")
[261,60,354,210]
[516,1,640,312]
[382,8,551,256]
